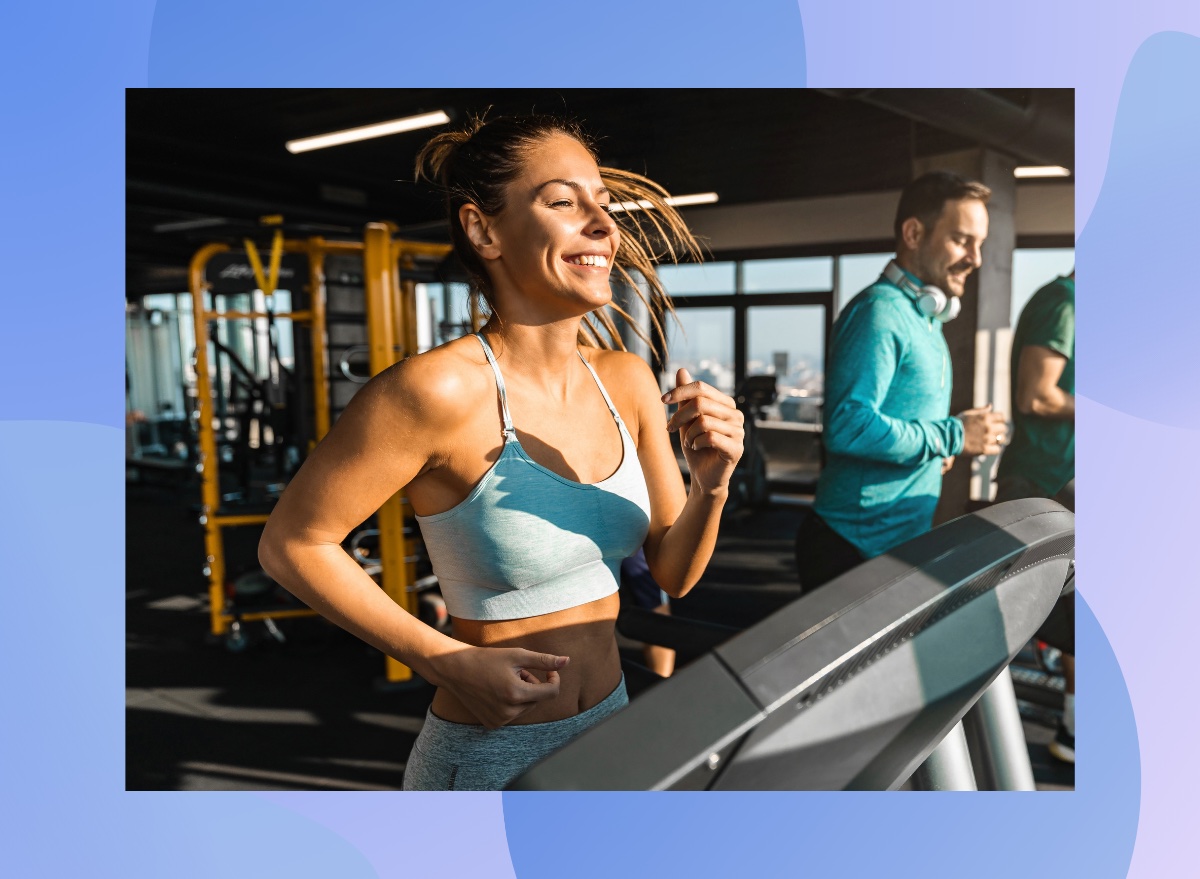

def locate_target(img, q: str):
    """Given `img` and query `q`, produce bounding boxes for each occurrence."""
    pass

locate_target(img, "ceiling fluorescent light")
[286,110,451,154]
[1013,165,1071,179]
[153,217,229,233]
[611,192,719,213]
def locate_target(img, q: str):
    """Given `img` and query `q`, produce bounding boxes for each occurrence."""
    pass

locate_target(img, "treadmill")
[507,498,1074,790]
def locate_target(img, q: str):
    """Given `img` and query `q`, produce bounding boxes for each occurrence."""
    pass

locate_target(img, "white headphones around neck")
[883,261,961,323]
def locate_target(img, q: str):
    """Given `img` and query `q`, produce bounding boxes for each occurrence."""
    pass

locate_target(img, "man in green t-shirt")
[996,271,1075,764]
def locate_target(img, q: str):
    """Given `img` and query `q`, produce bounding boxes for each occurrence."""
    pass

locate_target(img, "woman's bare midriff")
[430,591,623,725]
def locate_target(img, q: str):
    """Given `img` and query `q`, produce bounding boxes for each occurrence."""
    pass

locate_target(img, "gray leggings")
[402,676,628,791]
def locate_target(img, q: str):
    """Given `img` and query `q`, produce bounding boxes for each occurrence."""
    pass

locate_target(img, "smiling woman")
[257,114,746,790]
[415,115,699,352]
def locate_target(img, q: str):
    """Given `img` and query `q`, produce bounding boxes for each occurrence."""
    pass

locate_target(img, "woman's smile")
[562,252,610,269]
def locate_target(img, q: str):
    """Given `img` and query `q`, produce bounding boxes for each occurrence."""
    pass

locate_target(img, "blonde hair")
[416,114,702,352]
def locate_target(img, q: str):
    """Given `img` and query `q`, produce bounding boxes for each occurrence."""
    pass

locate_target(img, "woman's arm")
[609,353,743,599]
[258,353,568,729]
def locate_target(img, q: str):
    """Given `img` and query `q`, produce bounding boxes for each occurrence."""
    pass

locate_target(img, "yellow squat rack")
[188,221,452,683]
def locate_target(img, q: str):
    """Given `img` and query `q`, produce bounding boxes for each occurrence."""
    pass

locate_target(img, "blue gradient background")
[1,0,1194,875]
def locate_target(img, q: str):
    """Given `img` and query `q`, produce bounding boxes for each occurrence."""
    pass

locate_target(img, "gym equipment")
[727,374,776,511]
[508,498,1072,790]
[347,528,448,633]
[189,220,451,680]
[671,373,776,514]
[338,344,373,383]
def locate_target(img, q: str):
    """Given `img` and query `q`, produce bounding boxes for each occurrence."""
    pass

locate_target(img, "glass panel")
[438,282,474,343]
[656,262,736,297]
[213,292,254,312]
[267,290,294,369]
[271,290,292,311]
[176,293,197,388]
[414,282,475,348]
[837,253,891,311]
[746,306,825,412]
[143,293,178,311]
[1012,248,1075,325]
[606,273,653,359]
[417,283,442,352]
[663,307,734,395]
[127,299,190,458]
[747,305,826,488]
[742,257,833,293]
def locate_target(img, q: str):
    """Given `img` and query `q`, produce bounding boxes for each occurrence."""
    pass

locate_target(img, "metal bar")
[248,294,263,383]
[830,257,841,322]
[393,240,455,261]
[706,240,896,263]
[287,237,364,256]
[393,258,410,359]
[911,721,979,790]
[733,262,746,391]
[364,223,415,683]
[672,291,832,309]
[225,608,320,623]
[365,225,398,379]
[398,272,419,360]
[201,310,314,322]
[307,244,331,441]
[189,242,232,636]
[962,667,1037,790]
[211,514,272,527]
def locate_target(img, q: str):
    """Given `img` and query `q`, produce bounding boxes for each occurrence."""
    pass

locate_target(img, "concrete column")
[911,149,1016,523]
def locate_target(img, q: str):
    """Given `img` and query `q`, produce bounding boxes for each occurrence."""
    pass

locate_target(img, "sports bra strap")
[474,333,515,440]
[576,353,621,422]
[475,333,623,438]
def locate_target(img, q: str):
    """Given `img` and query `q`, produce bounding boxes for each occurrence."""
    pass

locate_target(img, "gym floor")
[125,484,1074,792]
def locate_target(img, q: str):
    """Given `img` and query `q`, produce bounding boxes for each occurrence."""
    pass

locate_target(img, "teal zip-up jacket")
[813,270,965,558]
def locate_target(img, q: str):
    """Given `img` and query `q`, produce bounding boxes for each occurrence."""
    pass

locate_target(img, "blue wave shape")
[0,421,376,878]
[1079,31,1200,428]
[148,0,806,87]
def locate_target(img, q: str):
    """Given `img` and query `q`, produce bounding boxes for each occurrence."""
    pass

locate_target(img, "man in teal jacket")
[796,171,1008,588]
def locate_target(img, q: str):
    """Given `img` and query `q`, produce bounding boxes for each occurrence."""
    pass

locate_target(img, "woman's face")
[480,133,620,316]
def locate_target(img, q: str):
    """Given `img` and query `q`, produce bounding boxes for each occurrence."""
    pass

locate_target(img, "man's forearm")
[1025,389,1075,420]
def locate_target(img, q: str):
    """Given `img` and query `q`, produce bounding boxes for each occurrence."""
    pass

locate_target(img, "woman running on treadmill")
[258,115,744,790]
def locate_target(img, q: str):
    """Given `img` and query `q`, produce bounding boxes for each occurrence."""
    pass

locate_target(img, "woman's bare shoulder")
[585,347,660,394]
[583,347,664,429]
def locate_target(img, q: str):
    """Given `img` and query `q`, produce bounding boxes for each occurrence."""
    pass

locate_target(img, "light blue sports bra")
[415,334,652,621]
